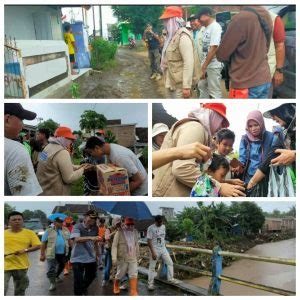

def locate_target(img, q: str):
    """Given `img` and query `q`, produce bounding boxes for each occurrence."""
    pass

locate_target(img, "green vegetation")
[79,110,107,135]
[166,202,266,244]
[71,82,80,99]
[112,6,165,34]
[37,119,59,135]
[105,130,118,144]
[264,206,296,218]
[90,37,118,71]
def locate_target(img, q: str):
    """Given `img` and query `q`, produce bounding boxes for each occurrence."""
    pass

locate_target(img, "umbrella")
[48,213,67,221]
[92,201,153,221]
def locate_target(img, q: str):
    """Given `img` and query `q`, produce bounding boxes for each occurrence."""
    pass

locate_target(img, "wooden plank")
[138,266,208,296]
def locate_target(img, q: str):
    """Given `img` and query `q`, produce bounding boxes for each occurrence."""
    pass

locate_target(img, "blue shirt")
[42,229,66,254]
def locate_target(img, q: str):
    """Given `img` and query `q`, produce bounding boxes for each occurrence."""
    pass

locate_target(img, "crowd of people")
[144,5,286,99]
[152,103,296,197]
[5,210,177,296]
[4,103,148,196]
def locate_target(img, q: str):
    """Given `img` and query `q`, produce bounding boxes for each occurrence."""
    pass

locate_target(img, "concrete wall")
[106,124,136,148]
[5,5,63,40]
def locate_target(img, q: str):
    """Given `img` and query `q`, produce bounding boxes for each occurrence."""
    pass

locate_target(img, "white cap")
[152,123,169,138]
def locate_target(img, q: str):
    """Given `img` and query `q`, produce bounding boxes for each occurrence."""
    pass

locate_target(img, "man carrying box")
[85,137,148,196]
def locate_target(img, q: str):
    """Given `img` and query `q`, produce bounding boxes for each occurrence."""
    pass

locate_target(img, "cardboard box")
[96,164,130,196]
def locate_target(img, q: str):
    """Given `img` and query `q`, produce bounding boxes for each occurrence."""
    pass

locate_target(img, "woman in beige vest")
[36,126,88,195]
[152,103,246,197]
[160,6,199,99]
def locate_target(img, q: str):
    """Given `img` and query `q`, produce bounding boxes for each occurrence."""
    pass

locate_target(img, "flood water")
[185,238,296,296]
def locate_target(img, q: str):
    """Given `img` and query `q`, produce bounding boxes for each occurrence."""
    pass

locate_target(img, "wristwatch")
[24,249,29,253]
[276,67,284,73]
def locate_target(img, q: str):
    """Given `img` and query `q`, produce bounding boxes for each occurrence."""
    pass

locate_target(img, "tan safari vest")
[45,227,70,259]
[165,27,201,87]
[152,118,209,197]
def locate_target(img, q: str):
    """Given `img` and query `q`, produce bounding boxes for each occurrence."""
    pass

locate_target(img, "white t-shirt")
[5,137,42,196]
[109,143,148,196]
[147,224,166,249]
[201,21,222,68]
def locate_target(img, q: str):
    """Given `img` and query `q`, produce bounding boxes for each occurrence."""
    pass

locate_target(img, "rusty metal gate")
[4,35,27,98]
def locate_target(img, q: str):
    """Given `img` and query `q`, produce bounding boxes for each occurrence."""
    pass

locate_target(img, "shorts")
[69,54,75,63]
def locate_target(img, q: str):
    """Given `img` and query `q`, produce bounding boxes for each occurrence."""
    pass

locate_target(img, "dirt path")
[56,47,166,99]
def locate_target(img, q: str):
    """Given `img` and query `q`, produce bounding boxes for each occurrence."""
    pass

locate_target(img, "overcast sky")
[163,102,288,151]
[22,103,148,130]
[6,201,295,217]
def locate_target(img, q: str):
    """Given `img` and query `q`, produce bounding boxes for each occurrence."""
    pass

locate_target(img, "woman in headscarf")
[160,6,199,99]
[112,217,139,296]
[152,103,246,197]
[36,126,90,195]
[247,104,295,190]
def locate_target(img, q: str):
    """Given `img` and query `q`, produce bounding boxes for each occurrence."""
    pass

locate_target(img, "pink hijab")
[246,110,265,141]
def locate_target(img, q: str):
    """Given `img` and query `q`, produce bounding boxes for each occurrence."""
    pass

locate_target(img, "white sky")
[22,103,148,130]
[6,201,295,216]
[163,102,285,151]
[61,6,117,38]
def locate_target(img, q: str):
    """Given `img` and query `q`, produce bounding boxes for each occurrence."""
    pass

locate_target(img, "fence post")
[208,245,222,295]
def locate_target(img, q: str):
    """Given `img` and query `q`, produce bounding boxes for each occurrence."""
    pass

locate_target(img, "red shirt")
[273,16,286,43]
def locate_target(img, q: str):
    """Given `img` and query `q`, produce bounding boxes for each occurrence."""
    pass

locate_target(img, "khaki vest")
[36,143,70,196]
[152,118,209,197]
[268,11,277,76]
[45,227,70,259]
[165,27,201,87]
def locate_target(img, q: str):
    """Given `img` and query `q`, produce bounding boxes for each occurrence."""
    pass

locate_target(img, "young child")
[64,24,78,75]
[191,154,230,197]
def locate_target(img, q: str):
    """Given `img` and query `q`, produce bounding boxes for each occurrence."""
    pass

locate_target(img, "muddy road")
[55,48,166,99]
[185,238,296,296]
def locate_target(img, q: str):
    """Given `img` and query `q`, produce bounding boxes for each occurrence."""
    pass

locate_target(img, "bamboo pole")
[139,241,296,266]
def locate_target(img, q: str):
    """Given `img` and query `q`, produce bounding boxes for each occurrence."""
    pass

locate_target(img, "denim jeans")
[248,82,271,99]
[104,249,112,281]
[72,261,97,295]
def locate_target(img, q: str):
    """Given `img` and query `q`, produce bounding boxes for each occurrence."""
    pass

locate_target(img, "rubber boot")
[129,278,138,296]
[113,279,120,294]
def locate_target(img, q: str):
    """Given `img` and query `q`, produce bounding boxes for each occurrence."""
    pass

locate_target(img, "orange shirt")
[98,226,106,240]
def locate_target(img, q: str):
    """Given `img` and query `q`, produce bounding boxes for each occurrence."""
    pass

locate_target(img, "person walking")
[63,217,74,276]
[159,6,200,98]
[70,210,100,295]
[143,24,162,80]
[197,7,223,99]
[147,215,178,290]
[36,126,90,195]
[102,217,122,287]
[112,217,140,296]
[216,6,273,99]
[40,217,71,291]
[4,211,41,295]
[4,103,42,196]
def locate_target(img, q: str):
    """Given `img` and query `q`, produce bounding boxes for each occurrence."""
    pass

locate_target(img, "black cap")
[188,14,197,21]
[85,209,98,218]
[196,7,214,19]
[54,217,64,223]
[5,103,37,121]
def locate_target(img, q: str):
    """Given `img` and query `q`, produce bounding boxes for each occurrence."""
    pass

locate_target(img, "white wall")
[5,5,63,40]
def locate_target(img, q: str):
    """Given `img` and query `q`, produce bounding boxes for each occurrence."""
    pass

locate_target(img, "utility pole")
[99,5,103,37]
[92,6,96,37]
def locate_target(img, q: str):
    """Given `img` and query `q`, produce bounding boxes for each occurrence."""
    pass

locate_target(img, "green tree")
[105,130,118,143]
[79,110,107,135]
[110,23,121,43]
[182,218,194,236]
[112,6,165,34]
[22,209,47,224]
[4,203,16,225]
[165,220,184,242]
[38,119,60,135]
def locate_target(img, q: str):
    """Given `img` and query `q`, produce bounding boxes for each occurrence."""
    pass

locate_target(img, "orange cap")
[125,217,135,225]
[203,103,230,127]
[54,126,76,140]
[64,216,73,223]
[160,6,183,20]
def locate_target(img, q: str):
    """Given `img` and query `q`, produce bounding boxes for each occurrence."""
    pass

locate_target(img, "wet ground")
[6,251,182,296]
[185,238,296,296]
[50,47,227,99]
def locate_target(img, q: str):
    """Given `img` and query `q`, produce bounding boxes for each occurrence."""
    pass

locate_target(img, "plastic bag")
[268,165,295,197]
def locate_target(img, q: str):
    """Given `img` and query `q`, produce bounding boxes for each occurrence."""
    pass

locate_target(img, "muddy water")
[185,238,296,295]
